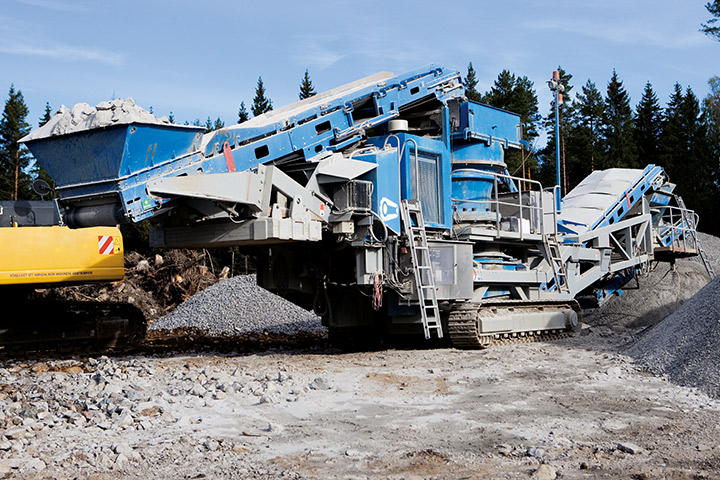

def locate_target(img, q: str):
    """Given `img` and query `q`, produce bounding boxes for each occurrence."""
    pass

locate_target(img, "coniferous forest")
[467,65,720,236]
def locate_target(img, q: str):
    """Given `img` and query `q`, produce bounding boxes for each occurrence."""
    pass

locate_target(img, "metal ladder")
[544,235,570,293]
[400,200,443,339]
[675,196,715,279]
[696,238,716,279]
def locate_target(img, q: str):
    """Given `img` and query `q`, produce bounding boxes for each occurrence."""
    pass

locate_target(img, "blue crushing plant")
[21,65,709,348]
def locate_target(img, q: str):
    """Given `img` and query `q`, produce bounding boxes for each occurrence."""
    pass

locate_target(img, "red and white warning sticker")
[98,235,115,255]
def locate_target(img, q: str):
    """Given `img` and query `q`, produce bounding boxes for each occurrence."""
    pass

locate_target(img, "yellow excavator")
[0,197,145,349]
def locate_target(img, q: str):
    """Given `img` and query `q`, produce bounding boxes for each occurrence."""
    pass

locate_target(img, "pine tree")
[481,70,541,179]
[702,76,720,234]
[512,76,542,141]
[463,62,482,102]
[299,69,316,100]
[484,70,516,106]
[252,77,273,117]
[704,77,720,159]
[658,83,685,178]
[0,85,32,200]
[483,73,541,140]
[701,0,720,41]
[39,102,52,127]
[633,82,662,167]
[213,117,225,131]
[681,88,712,202]
[567,79,605,184]
[658,84,715,226]
[168,111,175,124]
[237,101,249,124]
[601,69,637,169]
[575,79,605,165]
[204,116,213,133]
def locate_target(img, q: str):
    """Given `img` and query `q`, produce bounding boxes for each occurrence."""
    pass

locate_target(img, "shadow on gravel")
[141,327,331,356]
[0,326,456,365]
[0,328,332,364]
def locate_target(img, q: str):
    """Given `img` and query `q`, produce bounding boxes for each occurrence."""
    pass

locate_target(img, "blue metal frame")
[25,65,464,223]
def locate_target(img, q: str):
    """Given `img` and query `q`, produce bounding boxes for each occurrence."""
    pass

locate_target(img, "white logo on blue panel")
[379,197,399,222]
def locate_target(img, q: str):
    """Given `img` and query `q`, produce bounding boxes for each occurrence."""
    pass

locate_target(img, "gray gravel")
[150,274,325,336]
[696,232,720,271]
[582,232,719,329]
[626,274,720,399]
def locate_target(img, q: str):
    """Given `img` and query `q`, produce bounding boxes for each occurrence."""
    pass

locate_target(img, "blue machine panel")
[354,149,402,234]
[453,102,522,149]
[451,169,497,221]
[368,134,452,230]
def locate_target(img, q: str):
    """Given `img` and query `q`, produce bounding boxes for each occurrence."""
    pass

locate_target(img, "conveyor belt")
[557,165,664,236]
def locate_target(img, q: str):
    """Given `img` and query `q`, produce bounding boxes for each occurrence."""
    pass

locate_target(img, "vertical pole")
[554,88,561,195]
[549,70,563,213]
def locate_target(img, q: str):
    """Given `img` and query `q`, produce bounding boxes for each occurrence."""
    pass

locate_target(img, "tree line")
[182,69,316,133]
[464,61,720,236]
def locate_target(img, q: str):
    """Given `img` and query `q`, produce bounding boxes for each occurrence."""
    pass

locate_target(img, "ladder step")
[401,198,444,339]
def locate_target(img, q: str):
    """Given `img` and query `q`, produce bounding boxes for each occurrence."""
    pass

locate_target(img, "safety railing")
[656,205,700,252]
[451,170,549,240]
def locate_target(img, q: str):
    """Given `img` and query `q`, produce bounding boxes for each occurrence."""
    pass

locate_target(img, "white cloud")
[0,40,126,66]
[292,35,346,70]
[524,17,706,50]
[15,0,89,12]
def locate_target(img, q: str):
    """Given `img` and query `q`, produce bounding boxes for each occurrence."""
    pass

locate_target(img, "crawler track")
[0,300,146,355]
[448,300,580,349]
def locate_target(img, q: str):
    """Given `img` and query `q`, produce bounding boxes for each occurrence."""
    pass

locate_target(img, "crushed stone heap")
[583,232,720,329]
[626,274,720,399]
[20,98,171,142]
[150,274,325,336]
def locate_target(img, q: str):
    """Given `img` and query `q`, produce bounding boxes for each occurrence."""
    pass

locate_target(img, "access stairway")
[400,200,443,339]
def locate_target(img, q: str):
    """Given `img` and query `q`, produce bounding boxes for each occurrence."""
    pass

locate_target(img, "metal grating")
[411,151,442,225]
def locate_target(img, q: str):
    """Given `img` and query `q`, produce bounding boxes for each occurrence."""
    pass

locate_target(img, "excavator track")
[0,300,146,353]
[448,300,581,349]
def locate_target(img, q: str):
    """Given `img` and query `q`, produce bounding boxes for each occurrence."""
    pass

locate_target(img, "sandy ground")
[1,327,718,480]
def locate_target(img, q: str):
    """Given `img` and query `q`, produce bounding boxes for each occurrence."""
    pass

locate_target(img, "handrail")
[451,169,547,237]
[383,135,420,201]
[658,205,699,251]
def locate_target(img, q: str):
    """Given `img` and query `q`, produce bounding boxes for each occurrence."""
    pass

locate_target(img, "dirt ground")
[5,246,718,479]
[1,327,718,480]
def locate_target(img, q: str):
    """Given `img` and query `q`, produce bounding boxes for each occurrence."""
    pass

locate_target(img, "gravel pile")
[582,232,719,329]
[626,274,720,399]
[696,232,720,271]
[20,98,171,142]
[150,274,325,336]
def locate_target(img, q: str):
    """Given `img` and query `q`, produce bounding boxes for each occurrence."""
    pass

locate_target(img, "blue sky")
[1,0,718,139]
